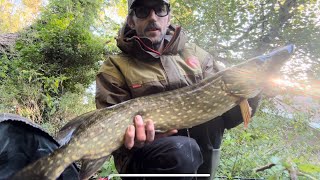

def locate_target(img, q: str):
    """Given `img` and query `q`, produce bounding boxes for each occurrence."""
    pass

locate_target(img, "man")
[95,0,260,179]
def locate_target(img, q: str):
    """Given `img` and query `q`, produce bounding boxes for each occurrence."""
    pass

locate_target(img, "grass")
[218,109,320,179]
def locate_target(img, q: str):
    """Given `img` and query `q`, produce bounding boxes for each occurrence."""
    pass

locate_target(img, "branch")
[254,163,276,172]
[287,164,298,180]
[255,162,318,180]
[260,0,298,43]
[217,9,274,52]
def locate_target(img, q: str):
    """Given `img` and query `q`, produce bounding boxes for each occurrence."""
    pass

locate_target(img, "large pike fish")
[11,44,294,180]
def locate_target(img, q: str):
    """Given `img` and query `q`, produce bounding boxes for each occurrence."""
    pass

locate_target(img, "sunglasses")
[132,3,170,19]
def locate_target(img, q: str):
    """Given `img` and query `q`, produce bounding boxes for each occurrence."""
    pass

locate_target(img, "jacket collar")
[116,24,187,60]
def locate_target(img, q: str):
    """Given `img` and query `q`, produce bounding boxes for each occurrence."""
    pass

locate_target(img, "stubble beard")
[152,33,166,51]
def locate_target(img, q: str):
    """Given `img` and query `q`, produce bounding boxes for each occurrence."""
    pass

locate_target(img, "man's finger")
[134,115,146,142]
[145,120,155,143]
[165,129,178,136]
[124,125,135,149]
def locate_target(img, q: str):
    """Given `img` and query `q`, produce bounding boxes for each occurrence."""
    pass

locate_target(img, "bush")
[0,0,106,123]
[15,0,105,93]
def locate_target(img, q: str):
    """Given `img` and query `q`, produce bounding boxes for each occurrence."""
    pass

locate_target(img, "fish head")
[221,44,295,99]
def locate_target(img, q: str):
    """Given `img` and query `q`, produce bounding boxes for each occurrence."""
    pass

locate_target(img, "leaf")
[0,72,7,78]
[299,164,320,174]
[54,80,60,88]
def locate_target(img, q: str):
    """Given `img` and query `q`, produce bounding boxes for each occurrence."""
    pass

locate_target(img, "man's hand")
[124,115,178,149]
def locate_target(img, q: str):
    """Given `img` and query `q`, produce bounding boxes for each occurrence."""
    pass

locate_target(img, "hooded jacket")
[95,24,260,173]
[96,24,221,107]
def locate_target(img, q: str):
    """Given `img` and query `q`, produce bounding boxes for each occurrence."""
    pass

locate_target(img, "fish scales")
[12,44,294,180]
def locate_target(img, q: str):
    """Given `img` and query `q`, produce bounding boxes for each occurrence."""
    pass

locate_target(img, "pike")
[12,44,295,180]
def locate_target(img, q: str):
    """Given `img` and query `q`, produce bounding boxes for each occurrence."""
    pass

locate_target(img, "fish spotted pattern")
[12,45,294,180]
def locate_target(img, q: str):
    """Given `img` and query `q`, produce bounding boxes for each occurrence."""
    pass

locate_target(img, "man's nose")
[147,9,157,20]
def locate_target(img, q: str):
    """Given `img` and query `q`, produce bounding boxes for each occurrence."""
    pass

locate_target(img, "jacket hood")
[116,22,187,60]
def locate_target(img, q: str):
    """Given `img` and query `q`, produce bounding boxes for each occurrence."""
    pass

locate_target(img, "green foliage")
[42,89,96,134]
[15,0,105,92]
[0,52,68,123]
[0,52,21,80]
[1,0,107,122]
[172,0,320,79]
[218,103,320,179]
[98,157,119,179]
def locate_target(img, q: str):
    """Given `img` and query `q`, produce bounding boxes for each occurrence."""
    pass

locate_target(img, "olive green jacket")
[96,25,222,108]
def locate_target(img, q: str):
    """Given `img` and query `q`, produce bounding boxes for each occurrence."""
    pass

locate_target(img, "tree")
[1,0,107,122]
[15,0,106,92]
[0,0,43,33]
[171,0,320,80]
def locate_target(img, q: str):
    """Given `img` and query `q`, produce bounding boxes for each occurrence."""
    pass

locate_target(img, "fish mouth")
[221,44,295,99]
[258,44,295,94]
[257,44,295,63]
[258,44,295,72]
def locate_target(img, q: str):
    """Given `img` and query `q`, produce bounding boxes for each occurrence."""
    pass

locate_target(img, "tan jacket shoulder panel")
[100,54,167,87]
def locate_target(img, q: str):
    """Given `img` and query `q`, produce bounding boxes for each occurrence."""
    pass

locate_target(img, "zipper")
[133,36,161,56]
[132,26,181,57]
[162,26,181,54]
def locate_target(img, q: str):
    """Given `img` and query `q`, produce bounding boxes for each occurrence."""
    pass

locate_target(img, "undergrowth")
[217,110,320,179]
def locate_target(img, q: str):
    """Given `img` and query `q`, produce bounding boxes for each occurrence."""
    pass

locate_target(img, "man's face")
[128,0,171,45]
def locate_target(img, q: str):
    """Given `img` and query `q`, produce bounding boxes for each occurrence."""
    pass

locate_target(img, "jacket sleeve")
[202,53,261,130]
[95,58,131,109]
[201,53,223,78]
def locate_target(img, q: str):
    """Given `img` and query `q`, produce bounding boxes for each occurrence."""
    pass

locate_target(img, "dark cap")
[128,0,170,11]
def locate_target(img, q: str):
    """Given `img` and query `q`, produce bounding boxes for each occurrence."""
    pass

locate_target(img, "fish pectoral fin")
[239,99,252,129]
[80,156,111,180]
[55,111,96,145]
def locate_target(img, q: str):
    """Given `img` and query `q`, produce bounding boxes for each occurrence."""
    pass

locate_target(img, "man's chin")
[143,35,160,43]
[145,31,161,38]
[150,38,162,44]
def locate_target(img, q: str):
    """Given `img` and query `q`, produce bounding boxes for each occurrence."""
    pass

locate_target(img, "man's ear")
[127,16,135,29]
